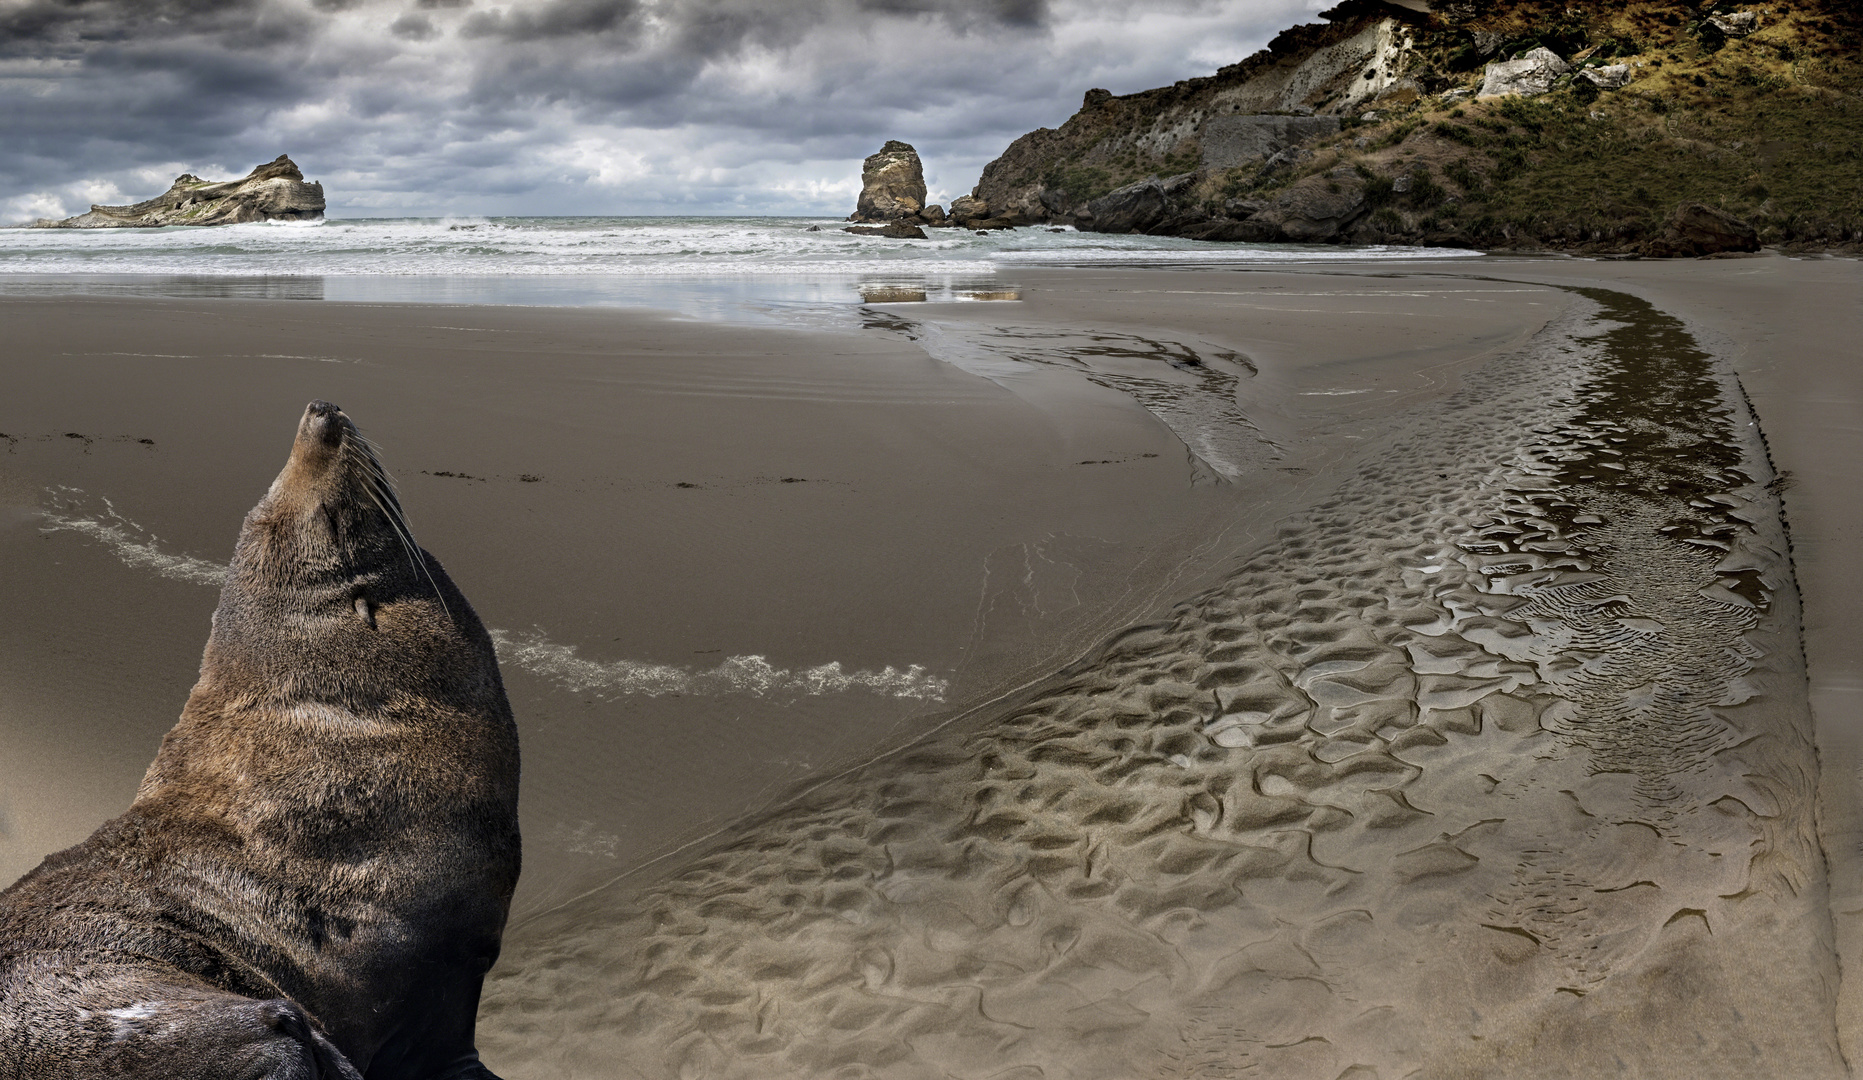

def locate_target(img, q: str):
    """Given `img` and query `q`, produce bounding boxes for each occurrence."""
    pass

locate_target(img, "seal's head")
[199,400,501,713]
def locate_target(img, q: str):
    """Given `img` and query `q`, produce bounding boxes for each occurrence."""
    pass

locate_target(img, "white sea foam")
[38,489,228,587]
[35,487,946,703]
[0,215,1476,281]
[487,628,948,702]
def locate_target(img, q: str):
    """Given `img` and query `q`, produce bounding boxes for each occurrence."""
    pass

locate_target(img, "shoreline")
[475,260,1853,1078]
[3,255,1859,1074]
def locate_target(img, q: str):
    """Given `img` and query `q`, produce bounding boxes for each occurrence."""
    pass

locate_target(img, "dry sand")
[1,254,1857,1077]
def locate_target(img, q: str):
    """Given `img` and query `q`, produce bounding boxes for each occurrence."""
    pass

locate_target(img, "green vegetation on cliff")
[972,0,1863,251]
[1302,0,1863,249]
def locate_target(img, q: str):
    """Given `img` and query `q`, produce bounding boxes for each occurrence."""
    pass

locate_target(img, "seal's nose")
[301,400,347,448]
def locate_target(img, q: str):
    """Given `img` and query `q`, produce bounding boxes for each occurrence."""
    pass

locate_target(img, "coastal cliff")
[33,155,324,229]
[963,0,1862,253]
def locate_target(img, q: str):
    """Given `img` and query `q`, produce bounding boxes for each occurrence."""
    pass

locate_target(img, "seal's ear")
[354,595,375,629]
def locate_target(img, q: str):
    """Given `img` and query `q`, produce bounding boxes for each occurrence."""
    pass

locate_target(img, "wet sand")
[1,255,1858,1076]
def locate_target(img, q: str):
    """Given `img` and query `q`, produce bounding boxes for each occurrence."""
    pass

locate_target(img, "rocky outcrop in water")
[843,223,928,240]
[848,141,927,223]
[33,155,324,228]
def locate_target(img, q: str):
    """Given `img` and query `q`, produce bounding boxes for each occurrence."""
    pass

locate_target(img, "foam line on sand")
[35,489,945,703]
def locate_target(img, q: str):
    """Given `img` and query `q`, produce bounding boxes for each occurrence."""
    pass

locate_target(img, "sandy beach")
[3,254,1859,1077]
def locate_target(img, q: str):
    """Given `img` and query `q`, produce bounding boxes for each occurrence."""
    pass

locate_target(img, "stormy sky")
[0,0,1327,220]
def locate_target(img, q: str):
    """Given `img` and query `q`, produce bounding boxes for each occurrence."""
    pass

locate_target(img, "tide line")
[488,629,948,702]
[35,489,945,703]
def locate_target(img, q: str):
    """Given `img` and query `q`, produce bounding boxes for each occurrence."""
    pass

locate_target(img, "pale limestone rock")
[1478,47,1570,99]
[33,156,324,228]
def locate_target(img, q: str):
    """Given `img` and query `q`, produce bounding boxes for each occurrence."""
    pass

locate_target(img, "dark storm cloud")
[0,0,1326,220]
[0,0,312,55]
[460,0,640,41]
[390,11,438,37]
[854,0,1048,28]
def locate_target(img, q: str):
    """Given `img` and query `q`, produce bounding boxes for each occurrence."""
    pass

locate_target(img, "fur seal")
[0,401,520,1079]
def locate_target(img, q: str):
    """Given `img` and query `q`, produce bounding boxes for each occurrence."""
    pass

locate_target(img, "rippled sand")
[480,286,1840,1078]
[3,259,1858,1078]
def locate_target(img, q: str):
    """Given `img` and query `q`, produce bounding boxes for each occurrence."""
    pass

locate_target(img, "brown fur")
[0,402,521,1079]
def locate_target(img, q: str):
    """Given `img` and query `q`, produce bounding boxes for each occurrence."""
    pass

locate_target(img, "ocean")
[0,215,1479,321]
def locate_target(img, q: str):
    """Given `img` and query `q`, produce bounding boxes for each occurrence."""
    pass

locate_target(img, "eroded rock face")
[1580,64,1633,90]
[1080,173,1198,234]
[850,141,927,223]
[1478,47,1570,98]
[947,194,989,226]
[1251,166,1370,242]
[1199,115,1341,171]
[1709,11,1759,36]
[970,11,1414,225]
[33,155,324,228]
[1648,203,1760,257]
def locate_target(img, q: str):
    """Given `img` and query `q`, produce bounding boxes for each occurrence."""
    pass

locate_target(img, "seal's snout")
[272,401,362,509]
[300,400,349,449]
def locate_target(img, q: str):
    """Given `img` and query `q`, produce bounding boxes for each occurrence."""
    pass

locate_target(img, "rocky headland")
[32,155,324,229]
[933,0,1861,254]
[843,141,1021,238]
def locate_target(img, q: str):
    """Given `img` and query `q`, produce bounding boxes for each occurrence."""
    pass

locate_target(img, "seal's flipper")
[253,999,368,1080]
[0,980,364,1080]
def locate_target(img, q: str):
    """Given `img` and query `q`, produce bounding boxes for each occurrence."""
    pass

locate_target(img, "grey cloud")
[853,0,1048,29]
[391,11,439,37]
[1,0,1327,220]
[460,0,641,41]
[0,0,304,56]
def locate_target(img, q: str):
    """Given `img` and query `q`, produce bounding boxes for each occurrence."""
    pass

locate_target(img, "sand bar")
[2,254,1858,1076]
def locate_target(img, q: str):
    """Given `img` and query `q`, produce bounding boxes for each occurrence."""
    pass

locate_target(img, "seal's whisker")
[338,428,453,621]
[358,468,452,621]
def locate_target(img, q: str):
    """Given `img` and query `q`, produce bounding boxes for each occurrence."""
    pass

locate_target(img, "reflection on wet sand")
[857,284,1023,304]
[0,274,328,302]
[896,319,1275,483]
[479,288,1838,1079]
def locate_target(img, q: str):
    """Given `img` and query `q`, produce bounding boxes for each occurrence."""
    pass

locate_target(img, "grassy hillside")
[1273,0,1863,249]
[973,0,1863,251]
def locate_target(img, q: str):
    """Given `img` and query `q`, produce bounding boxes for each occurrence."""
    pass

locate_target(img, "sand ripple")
[480,288,1840,1078]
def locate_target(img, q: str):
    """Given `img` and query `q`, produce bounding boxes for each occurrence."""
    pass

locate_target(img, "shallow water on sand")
[0,216,1478,279]
[476,287,1836,1079]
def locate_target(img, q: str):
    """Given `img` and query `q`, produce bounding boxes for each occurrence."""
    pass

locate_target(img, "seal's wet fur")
[0,402,520,1079]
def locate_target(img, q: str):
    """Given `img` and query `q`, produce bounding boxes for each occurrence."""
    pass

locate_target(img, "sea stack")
[33,155,325,228]
[848,141,928,223]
